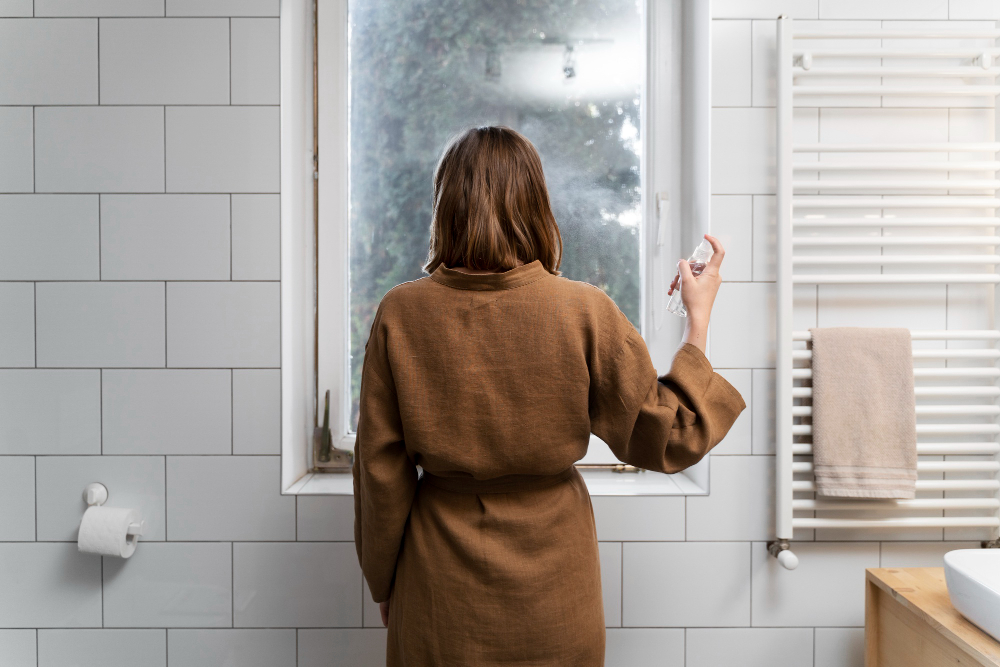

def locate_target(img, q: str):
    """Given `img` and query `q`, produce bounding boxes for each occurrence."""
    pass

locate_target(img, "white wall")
[0,0,997,666]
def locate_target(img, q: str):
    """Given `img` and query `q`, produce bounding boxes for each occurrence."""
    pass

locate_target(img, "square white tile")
[36,455,165,541]
[167,456,295,541]
[103,542,232,628]
[167,282,280,368]
[34,0,164,16]
[297,629,386,667]
[686,628,813,667]
[0,370,101,455]
[35,107,164,193]
[599,542,622,627]
[102,370,231,455]
[751,369,775,455]
[166,0,279,16]
[296,495,356,541]
[712,21,751,107]
[604,628,684,667]
[37,281,166,367]
[166,629,295,667]
[751,541,879,626]
[0,18,97,104]
[0,543,102,627]
[0,107,33,191]
[231,195,280,281]
[711,195,753,282]
[37,629,166,667]
[165,107,279,193]
[709,369,752,454]
[233,542,362,628]
[0,283,34,367]
[590,495,685,541]
[101,195,230,281]
[233,369,281,454]
[0,629,36,667]
[0,457,34,540]
[815,627,865,667]
[0,195,99,281]
[99,18,229,104]
[622,542,751,626]
[231,19,279,104]
[687,456,775,540]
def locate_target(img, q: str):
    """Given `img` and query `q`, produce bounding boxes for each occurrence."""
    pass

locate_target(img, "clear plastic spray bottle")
[665,238,714,317]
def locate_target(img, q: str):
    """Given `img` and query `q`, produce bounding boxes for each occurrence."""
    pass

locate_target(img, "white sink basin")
[944,549,1000,643]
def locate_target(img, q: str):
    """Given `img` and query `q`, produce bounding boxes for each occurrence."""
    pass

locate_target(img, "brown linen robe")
[353,259,746,666]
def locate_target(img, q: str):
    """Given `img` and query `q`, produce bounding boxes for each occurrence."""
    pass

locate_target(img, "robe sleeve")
[590,323,747,474]
[352,305,418,604]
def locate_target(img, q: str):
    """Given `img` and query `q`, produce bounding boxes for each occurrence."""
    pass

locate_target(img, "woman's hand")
[676,234,725,353]
[380,600,390,627]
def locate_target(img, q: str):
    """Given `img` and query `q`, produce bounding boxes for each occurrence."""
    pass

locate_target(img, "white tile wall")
[0,108,33,192]
[167,456,295,540]
[102,542,232,628]
[0,629,37,667]
[36,456,166,541]
[2,3,994,665]
[100,195,231,280]
[35,107,165,192]
[35,0,164,16]
[686,628,813,667]
[37,629,166,667]
[0,457,35,541]
[99,19,230,104]
[0,19,98,104]
[0,195,99,280]
[166,629,296,667]
[102,369,231,455]
[0,283,34,366]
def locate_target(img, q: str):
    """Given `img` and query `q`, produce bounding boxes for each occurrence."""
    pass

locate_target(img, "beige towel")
[809,327,917,499]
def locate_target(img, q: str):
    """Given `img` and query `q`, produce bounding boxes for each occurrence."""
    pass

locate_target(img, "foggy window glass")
[348,0,644,429]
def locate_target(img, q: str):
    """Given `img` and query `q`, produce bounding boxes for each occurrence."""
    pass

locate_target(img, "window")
[280,0,713,495]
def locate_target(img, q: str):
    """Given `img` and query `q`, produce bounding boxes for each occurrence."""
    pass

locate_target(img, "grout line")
[231,369,234,455]
[163,106,167,192]
[31,106,36,192]
[97,18,100,105]
[164,281,168,367]
[33,456,37,541]
[98,194,102,280]
[231,541,235,627]
[99,369,103,454]
[230,194,233,280]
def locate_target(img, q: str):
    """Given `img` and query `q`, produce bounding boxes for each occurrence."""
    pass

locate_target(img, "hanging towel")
[809,327,917,499]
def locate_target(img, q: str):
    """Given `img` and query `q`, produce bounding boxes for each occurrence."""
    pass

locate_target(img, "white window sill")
[284,457,710,497]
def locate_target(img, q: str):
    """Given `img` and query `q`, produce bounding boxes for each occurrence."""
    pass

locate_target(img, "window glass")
[348,0,644,429]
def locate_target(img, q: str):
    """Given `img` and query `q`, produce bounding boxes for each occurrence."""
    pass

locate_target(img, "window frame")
[280,0,714,495]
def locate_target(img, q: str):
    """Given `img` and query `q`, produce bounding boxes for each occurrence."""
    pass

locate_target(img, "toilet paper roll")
[77,506,142,558]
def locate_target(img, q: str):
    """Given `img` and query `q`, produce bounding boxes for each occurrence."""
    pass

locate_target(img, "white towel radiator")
[771,17,1000,569]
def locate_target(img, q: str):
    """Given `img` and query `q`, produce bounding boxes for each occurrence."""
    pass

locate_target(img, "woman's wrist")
[682,316,709,353]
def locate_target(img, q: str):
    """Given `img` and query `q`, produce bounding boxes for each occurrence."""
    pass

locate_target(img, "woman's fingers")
[678,258,694,283]
[704,234,725,272]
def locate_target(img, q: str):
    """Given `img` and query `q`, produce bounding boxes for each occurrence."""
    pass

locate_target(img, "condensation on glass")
[347,0,644,430]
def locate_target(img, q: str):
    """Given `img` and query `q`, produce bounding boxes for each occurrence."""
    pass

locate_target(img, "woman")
[352,125,745,665]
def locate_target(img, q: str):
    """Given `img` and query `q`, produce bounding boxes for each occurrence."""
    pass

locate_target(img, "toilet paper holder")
[83,482,145,537]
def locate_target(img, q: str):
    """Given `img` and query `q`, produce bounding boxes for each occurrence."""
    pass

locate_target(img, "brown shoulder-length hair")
[423,126,563,276]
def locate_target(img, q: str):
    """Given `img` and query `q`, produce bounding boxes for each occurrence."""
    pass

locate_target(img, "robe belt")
[419,467,577,494]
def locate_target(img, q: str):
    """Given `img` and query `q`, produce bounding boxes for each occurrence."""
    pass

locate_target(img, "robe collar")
[430,259,549,291]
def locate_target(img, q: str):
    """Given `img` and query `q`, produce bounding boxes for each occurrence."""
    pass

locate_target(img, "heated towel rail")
[771,17,1000,569]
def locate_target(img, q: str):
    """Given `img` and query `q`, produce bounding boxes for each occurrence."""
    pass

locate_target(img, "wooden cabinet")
[866,568,1000,667]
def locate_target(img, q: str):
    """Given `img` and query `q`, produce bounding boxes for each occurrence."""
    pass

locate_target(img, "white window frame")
[280,0,714,495]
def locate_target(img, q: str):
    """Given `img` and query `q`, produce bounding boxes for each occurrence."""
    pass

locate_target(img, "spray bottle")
[665,238,714,317]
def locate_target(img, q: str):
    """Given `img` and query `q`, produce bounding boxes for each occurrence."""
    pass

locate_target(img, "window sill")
[284,456,710,496]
